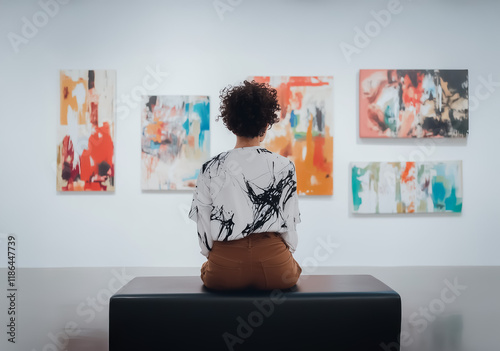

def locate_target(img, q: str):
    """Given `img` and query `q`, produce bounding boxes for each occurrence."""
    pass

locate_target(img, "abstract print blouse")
[189,146,301,257]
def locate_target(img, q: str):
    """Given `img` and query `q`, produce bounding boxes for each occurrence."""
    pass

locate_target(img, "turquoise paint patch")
[384,105,397,133]
[352,166,366,211]
[444,187,462,212]
[432,181,446,206]
[290,110,298,128]
[182,115,190,135]
[149,140,161,150]
[193,101,210,131]
[294,130,322,139]
[199,130,208,150]
[445,187,457,211]
[294,132,307,139]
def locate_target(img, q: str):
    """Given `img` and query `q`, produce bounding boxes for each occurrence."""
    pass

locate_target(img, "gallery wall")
[1,0,499,268]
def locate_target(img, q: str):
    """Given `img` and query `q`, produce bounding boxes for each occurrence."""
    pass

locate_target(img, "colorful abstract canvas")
[359,70,468,138]
[249,76,334,195]
[57,70,116,191]
[141,95,210,190]
[351,161,463,214]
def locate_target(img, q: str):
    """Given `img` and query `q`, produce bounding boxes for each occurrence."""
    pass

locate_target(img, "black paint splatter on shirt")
[198,231,212,252]
[201,152,229,175]
[241,162,296,236]
[210,206,235,241]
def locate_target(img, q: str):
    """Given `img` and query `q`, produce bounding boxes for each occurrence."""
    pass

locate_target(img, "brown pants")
[201,232,302,290]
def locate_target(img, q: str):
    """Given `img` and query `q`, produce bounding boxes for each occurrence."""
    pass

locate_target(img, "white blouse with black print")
[189,146,301,257]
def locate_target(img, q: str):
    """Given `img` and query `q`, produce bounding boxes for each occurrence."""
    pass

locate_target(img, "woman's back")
[190,146,300,257]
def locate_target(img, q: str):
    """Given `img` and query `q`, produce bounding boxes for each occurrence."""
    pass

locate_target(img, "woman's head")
[218,80,280,138]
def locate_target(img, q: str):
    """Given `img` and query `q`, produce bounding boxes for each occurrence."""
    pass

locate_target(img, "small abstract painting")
[359,69,468,138]
[351,161,463,214]
[141,95,210,190]
[57,70,116,191]
[249,76,334,195]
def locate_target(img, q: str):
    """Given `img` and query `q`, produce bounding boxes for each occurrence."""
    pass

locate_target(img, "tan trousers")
[201,232,302,290]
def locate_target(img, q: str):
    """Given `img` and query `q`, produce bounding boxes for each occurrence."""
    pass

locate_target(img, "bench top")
[112,274,399,298]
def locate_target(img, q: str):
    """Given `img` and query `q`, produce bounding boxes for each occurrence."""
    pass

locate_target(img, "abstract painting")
[351,161,463,214]
[57,70,115,191]
[249,76,334,195]
[359,69,468,138]
[141,95,210,190]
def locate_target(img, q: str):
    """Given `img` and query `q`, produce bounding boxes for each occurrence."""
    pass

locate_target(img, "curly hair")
[218,80,281,138]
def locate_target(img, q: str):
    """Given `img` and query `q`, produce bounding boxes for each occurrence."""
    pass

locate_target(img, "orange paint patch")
[407,201,415,213]
[60,72,88,125]
[401,162,415,184]
[292,119,333,195]
[265,131,294,157]
[145,118,164,143]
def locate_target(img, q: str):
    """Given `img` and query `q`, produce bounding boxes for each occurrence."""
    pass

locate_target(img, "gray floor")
[1,266,498,351]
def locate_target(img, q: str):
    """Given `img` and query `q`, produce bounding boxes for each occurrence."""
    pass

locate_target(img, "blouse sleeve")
[189,170,213,257]
[280,161,301,253]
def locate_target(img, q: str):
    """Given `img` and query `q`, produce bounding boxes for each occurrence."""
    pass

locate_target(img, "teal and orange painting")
[141,95,210,190]
[351,161,462,214]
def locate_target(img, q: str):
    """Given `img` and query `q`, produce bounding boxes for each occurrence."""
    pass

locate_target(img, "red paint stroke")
[402,72,424,113]
[407,202,415,213]
[80,122,114,191]
[401,162,415,184]
[60,135,80,191]
[313,136,329,173]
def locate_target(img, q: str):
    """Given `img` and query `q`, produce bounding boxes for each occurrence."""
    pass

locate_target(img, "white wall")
[1,0,499,268]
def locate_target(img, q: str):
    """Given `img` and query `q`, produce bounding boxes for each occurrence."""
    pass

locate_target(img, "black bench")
[109,275,401,351]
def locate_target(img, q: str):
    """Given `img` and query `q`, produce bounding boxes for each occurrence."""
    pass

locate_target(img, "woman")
[189,80,302,290]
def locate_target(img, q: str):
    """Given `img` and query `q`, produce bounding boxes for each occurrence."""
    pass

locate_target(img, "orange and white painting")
[141,95,210,190]
[249,76,333,195]
[57,70,115,191]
